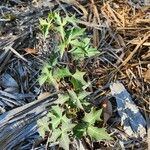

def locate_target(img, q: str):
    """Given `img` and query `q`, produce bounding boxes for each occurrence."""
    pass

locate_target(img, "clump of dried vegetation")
[0,0,149,149]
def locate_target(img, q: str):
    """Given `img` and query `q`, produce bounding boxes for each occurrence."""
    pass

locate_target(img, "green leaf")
[54,13,62,25]
[70,47,86,60]
[72,70,87,85]
[50,106,70,129]
[68,90,83,109]
[70,77,82,91]
[69,39,82,47]
[59,122,75,150]
[49,106,63,129]
[59,132,70,150]
[37,127,46,139]
[50,114,62,129]
[78,91,91,100]
[38,74,48,85]
[82,38,90,46]
[65,15,77,26]
[73,122,88,138]
[69,36,100,60]
[51,105,63,117]
[67,28,85,44]
[58,41,66,58]
[49,128,61,142]
[61,122,75,133]
[86,47,100,57]
[67,90,89,109]
[47,71,58,90]
[48,52,58,67]
[47,12,55,22]
[54,13,67,26]
[52,116,67,129]
[87,126,112,141]
[71,28,86,39]
[37,117,50,138]
[54,67,71,80]
[39,65,57,87]
[56,25,65,41]
[62,114,70,123]
[54,13,66,41]
[54,93,70,105]
[39,17,53,39]
[83,108,102,125]
[49,122,74,150]
[82,81,92,90]
[41,63,51,74]
[71,70,87,91]
[39,64,58,89]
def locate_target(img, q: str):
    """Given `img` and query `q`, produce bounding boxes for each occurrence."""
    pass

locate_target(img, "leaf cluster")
[39,12,100,60]
[38,13,112,150]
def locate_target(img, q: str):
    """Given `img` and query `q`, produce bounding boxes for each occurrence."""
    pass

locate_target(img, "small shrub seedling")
[37,13,112,150]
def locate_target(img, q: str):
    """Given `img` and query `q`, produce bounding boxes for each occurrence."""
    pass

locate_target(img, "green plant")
[39,13,100,59]
[37,13,112,150]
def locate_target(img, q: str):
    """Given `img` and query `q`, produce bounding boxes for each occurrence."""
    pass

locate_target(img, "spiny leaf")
[38,74,48,85]
[54,13,66,41]
[54,13,67,26]
[39,64,58,87]
[47,71,58,90]
[54,93,70,105]
[59,132,70,150]
[70,47,86,60]
[49,122,74,150]
[82,38,90,46]
[87,126,112,141]
[68,89,83,109]
[49,113,62,129]
[82,81,92,90]
[49,128,61,142]
[78,91,91,100]
[51,116,60,130]
[58,41,66,58]
[86,46,100,57]
[59,122,75,150]
[51,105,63,117]
[39,17,53,39]
[70,77,82,91]
[73,122,88,138]
[71,28,86,39]
[83,108,102,125]
[37,127,46,139]
[47,52,58,67]
[47,12,55,22]
[41,63,51,74]
[37,117,50,138]
[72,70,87,85]
[49,106,70,129]
[69,39,82,47]
[67,28,85,44]
[65,15,77,26]
[54,67,71,80]
[56,25,65,41]
[61,122,75,133]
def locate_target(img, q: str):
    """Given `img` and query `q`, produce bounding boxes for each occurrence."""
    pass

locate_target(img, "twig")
[117,27,150,30]
[4,45,28,63]
[0,18,11,21]
[56,0,67,15]
[119,31,150,67]
[59,0,88,17]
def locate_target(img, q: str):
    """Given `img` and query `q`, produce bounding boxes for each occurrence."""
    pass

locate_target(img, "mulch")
[0,0,149,149]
